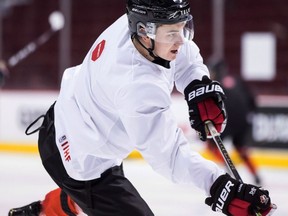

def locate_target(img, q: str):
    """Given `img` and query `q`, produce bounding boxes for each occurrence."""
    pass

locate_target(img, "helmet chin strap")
[132,34,171,69]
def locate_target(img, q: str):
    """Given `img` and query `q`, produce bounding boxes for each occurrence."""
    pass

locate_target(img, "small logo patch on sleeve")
[58,135,71,162]
[91,40,106,61]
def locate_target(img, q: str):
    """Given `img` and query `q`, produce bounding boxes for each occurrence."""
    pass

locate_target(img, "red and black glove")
[206,174,272,216]
[184,75,227,141]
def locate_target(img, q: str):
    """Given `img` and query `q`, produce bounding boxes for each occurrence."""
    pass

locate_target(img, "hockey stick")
[205,121,277,216]
[7,11,64,68]
[206,121,242,181]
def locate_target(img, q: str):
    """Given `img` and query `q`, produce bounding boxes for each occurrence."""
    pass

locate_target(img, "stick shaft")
[7,29,54,67]
[206,121,263,216]
[206,121,243,182]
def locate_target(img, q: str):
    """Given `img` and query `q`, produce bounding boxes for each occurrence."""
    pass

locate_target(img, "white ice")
[1,153,287,215]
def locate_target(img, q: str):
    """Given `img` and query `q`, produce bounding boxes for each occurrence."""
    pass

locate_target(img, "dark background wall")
[1,0,288,95]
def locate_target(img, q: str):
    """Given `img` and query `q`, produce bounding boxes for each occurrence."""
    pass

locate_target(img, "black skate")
[8,201,41,216]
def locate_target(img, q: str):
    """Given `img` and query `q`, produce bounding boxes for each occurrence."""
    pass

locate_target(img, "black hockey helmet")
[126,0,194,40]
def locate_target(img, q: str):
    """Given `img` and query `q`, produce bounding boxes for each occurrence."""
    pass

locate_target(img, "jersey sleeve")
[115,81,224,194]
[174,40,210,94]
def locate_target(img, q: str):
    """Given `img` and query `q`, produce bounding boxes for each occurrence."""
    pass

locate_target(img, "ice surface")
[1,153,287,215]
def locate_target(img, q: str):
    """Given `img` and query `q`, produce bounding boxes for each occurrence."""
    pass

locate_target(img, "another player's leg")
[229,129,262,185]
[236,145,261,185]
[206,139,225,163]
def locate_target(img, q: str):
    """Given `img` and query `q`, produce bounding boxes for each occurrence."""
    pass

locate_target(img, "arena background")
[0,1,288,215]
[1,0,287,162]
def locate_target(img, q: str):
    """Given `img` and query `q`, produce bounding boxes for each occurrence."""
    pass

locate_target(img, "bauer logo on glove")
[187,82,224,101]
[184,75,227,141]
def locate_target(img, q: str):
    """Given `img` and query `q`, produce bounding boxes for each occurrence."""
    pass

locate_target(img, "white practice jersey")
[54,14,224,195]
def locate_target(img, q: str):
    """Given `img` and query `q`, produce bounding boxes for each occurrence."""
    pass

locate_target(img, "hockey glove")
[184,76,227,141]
[205,174,272,216]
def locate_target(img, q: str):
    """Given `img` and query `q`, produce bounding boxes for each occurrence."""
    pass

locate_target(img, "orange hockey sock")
[42,188,78,216]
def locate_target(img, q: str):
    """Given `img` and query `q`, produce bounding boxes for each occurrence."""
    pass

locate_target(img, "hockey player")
[9,0,274,215]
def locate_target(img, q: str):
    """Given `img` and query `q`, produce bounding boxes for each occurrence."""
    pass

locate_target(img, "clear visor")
[145,18,194,44]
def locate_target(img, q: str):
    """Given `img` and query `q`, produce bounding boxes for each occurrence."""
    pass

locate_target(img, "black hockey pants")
[34,102,154,216]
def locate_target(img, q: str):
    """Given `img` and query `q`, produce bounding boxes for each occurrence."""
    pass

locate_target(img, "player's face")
[153,22,186,61]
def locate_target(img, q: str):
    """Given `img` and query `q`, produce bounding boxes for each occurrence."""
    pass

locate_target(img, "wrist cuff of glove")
[210,174,239,194]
